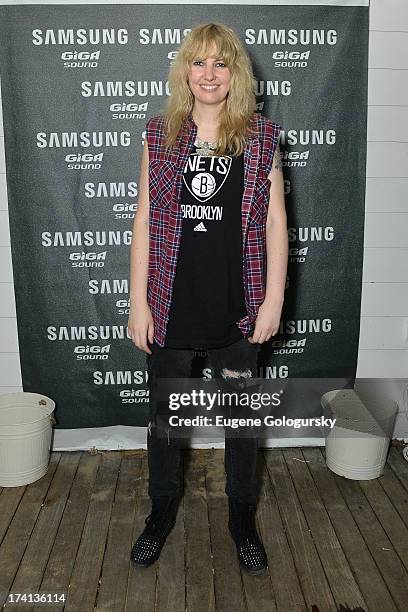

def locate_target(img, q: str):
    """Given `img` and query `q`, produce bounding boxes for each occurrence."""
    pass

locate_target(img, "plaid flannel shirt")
[145,112,282,347]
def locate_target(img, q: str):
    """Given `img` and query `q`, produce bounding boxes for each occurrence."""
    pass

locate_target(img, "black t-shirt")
[164,145,247,349]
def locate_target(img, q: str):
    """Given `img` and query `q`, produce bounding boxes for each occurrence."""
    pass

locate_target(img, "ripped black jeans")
[146,336,261,504]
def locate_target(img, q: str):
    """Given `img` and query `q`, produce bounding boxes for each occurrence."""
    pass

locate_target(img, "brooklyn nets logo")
[183,154,232,203]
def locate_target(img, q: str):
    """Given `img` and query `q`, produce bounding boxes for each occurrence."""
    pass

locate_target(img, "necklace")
[194,137,218,156]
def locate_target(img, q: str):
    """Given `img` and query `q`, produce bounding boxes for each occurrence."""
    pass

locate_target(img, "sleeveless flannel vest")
[145,112,282,347]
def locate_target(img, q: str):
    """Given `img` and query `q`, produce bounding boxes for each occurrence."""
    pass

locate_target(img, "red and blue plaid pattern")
[145,112,282,347]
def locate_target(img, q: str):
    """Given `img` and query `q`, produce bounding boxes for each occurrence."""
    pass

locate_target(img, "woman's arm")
[248,143,288,344]
[127,138,154,354]
[264,142,288,306]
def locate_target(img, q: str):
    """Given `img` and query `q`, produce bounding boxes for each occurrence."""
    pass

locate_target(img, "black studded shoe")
[131,496,179,567]
[228,499,268,575]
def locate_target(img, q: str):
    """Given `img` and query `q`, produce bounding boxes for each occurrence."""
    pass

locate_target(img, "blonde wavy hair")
[162,22,258,157]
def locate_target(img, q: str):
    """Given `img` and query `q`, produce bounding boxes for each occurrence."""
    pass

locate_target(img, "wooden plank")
[205,448,246,612]
[359,475,408,573]
[95,453,143,611]
[366,140,408,179]
[34,451,101,612]
[155,478,185,612]
[9,452,81,612]
[370,0,408,31]
[365,212,408,248]
[356,350,408,379]
[179,448,212,612]
[63,451,121,612]
[366,178,408,213]
[387,447,408,494]
[124,454,158,612]
[283,448,367,610]
[157,451,207,612]
[259,450,305,611]
[303,447,397,612]
[359,315,407,349]
[0,452,61,608]
[264,449,337,612]
[0,485,26,545]
[361,283,408,317]
[240,451,276,612]
[329,452,408,611]
[0,355,20,386]
[379,463,408,532]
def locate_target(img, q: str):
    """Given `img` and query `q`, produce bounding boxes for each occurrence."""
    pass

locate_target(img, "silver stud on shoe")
[131,497,179,567]
[228,500,268,575]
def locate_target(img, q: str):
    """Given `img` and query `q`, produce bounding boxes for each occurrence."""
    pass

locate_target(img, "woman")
[128,22,287,574]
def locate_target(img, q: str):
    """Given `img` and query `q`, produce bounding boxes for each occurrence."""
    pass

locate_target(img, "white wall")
[0,0,407,448]
[354,0,408,439]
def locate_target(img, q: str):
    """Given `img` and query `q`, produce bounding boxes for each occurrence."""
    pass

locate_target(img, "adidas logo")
[193,222,207,232]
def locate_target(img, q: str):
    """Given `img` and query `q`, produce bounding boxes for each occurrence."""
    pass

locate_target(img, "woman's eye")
[192,60,226,68]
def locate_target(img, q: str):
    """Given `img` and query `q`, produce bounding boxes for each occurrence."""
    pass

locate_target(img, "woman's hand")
[247,297,283,344]
[127,301,154,354]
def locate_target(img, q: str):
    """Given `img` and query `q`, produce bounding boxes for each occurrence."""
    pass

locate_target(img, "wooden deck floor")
[1,444,408,612]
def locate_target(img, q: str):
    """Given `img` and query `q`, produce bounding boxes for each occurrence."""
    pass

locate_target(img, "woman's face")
[187,44,231,107]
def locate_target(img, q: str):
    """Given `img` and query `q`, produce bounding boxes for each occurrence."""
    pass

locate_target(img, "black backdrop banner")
[0,3,369,429]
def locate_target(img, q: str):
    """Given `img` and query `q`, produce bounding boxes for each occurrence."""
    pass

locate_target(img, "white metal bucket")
[0,392,56,487]
[321,389,398,480]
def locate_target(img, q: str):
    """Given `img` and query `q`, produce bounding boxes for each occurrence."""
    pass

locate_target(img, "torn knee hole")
[221,368,253,380]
